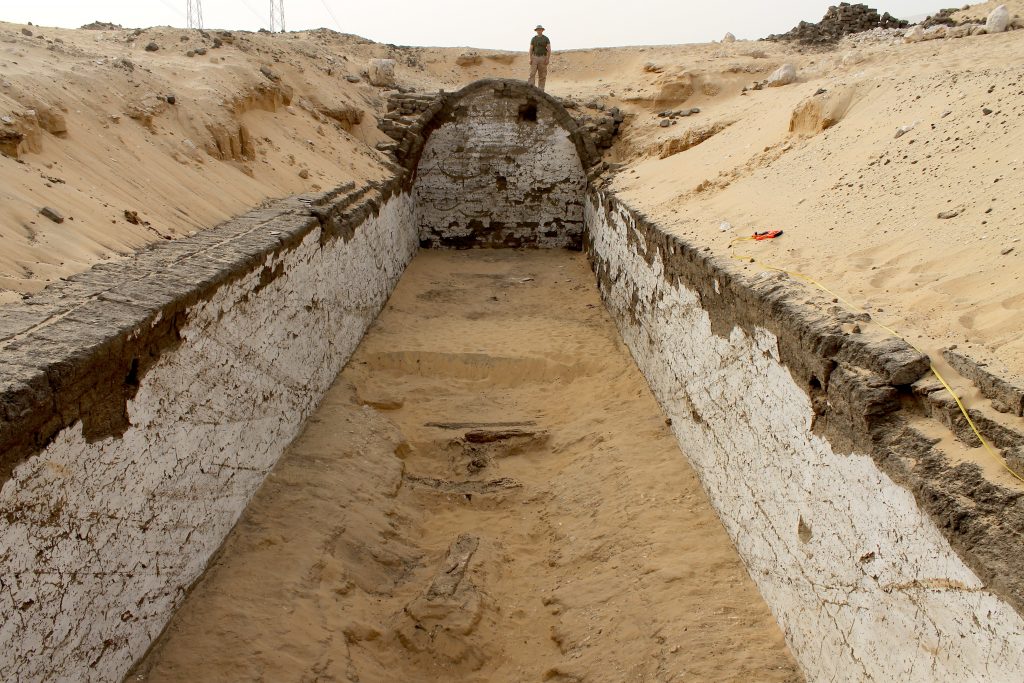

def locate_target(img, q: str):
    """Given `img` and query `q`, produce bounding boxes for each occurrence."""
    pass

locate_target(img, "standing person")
[528,25,551,92]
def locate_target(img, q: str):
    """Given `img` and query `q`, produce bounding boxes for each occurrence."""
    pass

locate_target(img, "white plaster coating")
[584,192,1024,682]
[0,192,418,682]
[414,89,586,247]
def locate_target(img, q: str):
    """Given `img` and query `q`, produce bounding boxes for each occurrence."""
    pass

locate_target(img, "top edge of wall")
[585,187,1024,619]
[0,174,406,490]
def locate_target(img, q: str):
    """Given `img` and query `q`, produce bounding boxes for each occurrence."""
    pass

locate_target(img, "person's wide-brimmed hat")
[535,25,545,30]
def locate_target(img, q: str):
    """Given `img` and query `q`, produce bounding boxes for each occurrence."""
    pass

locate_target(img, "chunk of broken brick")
[39,206,64,223]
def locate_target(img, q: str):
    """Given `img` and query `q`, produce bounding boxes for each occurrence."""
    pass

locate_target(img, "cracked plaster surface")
[585,192,1024,682]
[0,193,418,682]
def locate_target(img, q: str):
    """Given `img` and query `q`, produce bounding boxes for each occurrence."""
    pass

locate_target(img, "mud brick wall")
[584,188,1024,681]
[412,82,589,249]
[0,181,418,682]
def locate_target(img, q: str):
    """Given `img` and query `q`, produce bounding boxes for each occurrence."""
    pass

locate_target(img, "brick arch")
[404,79,596,249]
[395,79,600,178]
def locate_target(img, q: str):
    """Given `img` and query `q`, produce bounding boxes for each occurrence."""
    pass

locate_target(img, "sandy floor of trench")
[131,249,801,682]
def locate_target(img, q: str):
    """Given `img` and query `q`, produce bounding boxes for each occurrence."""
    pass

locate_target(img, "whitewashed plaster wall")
[584,191,1024,682]
[0,192,418,682]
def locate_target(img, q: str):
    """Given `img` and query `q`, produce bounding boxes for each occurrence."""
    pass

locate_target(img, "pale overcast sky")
[3,1,960,50]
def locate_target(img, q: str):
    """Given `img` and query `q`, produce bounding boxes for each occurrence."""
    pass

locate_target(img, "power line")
[156,0,187,20]
[319,0,343,32]
[269,0,286,32]
[237,0,268,24]
[186,0,203,29]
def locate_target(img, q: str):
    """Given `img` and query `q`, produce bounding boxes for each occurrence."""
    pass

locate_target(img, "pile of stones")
[919,8,965,28]
[766,3,909,45]
[80,21,123,31]
[656,108,701,127]
[562,100,625,150]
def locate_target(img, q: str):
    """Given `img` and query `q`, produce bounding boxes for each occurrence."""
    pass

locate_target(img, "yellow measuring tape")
[728,235,1024,484]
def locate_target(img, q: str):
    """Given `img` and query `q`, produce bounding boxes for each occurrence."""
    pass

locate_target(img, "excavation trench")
[130,249,799,681]
[7,80,1024,683]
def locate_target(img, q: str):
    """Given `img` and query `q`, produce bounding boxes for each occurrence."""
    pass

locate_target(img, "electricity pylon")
[269,0,286,32]
[186,0,203,29]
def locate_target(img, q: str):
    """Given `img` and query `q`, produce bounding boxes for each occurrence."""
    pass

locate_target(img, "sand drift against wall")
[131,250,799,682]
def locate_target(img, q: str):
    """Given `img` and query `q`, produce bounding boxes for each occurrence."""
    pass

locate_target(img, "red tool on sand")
[752,230,783,240]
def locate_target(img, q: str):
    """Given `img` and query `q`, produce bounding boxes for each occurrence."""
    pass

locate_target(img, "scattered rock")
[904,25,925,42]
[842,50,865,66]
[113,57,134,71]
[123,209,141,224]
[367,58,397,87]
[297,168,310,179]
[259,65,276,80]
[659,119,671,127]
[345,74,361,83]
[982,107,993,115]
[1001,247,1014,256]
[937,208,962,219]
[946,24,972,39]
[987,4,1010,33]
[165,94,176,105]
[455,51,482,67]
[21,28,33,37]
[767,63,797,87]
[894,123,916,138]
[722,32,737,43]
[39,206,64,223]
[144,41,159,52]
[195,47,207,55]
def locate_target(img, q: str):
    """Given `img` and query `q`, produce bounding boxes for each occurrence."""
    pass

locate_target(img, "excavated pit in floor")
[130,249,801,682]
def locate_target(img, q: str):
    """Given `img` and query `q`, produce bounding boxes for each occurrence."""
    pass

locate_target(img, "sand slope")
[4,15,1024,381]
[2,10,1024,437]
